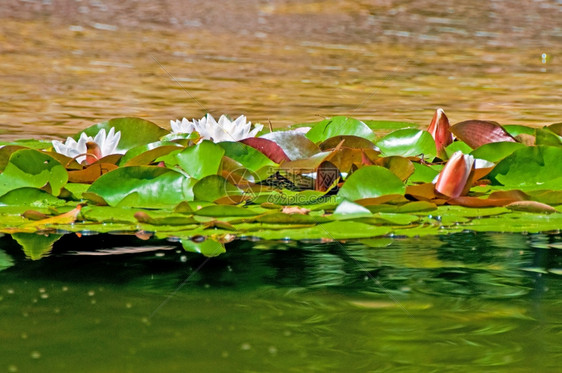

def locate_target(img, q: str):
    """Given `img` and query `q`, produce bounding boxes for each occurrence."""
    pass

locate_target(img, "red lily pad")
[451,120,517,149]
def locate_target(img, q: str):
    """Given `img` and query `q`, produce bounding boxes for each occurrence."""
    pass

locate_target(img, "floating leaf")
[451,120,517,148]
[306,116,376,143]
[0,188,66,207]
[547,122,562,136]
[12,233,63,260]
[338,166,405,201]
[192,175,242,202]
[505,201,557,214]
[504,125,536,137]
[80,117,169,152]
[488,146,562,189]
[23,205,83,229]
[68,163,118,184]
[535,128,562,146]
[0,149,67,197]
[134,211,197,225]
[176,140,225,179]
[218,141,277,171]
[377,156,414,181]
[445,141,473,158]
[260,131,320,160]
[333,200,373,220]
[409,163,440,184]
[470,142,526,163]
[375,129,436,159]
[87,166,194,207]
[319,135,377,150]
[240,137,290,163]
[120,142,183,166]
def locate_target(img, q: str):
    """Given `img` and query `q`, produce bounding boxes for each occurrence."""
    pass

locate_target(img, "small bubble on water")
[541,53,548,64]
[54,308,60,314]
[268,346,278,355]
[88,290,95,297]
[30,351,41,359]
[21,333,28,340]
[240,343,251,351]
[126,303,132,309]
[62,286,68,292]
[40,293,49,299]
[221,351,229,358]
[90,299,96,305]
[38,288,46,293]
[155,252,165,257]
[7,289,14,294]
[283,330,292,337]
[8,365,18,372]
[180,255,187,262]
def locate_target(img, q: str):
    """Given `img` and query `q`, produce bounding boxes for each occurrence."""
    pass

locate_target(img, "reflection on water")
[0,231,561,372]
[0,1,560,141]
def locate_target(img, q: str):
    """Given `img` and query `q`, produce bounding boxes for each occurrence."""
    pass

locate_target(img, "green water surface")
[1,232,561,372]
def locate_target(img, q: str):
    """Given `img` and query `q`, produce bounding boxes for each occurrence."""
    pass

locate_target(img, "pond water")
[1,1,562,372]
[1,232,562,372]
[0,0,561,141]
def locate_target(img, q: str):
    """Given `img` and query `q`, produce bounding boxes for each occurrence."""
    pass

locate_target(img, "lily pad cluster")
[0,111,561,258]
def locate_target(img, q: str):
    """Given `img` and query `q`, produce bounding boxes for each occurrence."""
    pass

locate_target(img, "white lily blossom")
[170,117,197,134]
[52,127,123,164]
[171,114,263,142]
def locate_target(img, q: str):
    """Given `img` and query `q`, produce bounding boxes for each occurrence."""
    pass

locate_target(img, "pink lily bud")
[427,108,453,159]
[85,141,102,165]
[434,151,475,198]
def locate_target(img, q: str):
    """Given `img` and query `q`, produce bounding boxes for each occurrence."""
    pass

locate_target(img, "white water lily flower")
[52,127,123,164]
[170,117,197,134]
[171,114,263,142]
[195,114,263,142]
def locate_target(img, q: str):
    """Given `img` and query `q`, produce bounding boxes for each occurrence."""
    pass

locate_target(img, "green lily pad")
[218,141,277,172]
[176,140,225,179]
[376,129,436,159]
[0,149,68,197]
[333,200,373,220]
[338,166,405,201]
[87,166,194,208]
[470,142,527,163]
[0,188,66,207]
[192,175,242,202]
[504,125,536,137]
[488,146,562,189]
[306,116,376,143]
[409,163,440,183]
[535,128,562,146]
[445,141,473,156]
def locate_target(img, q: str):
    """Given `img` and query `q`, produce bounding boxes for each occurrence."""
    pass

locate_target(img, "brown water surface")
[0,0,560,141]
